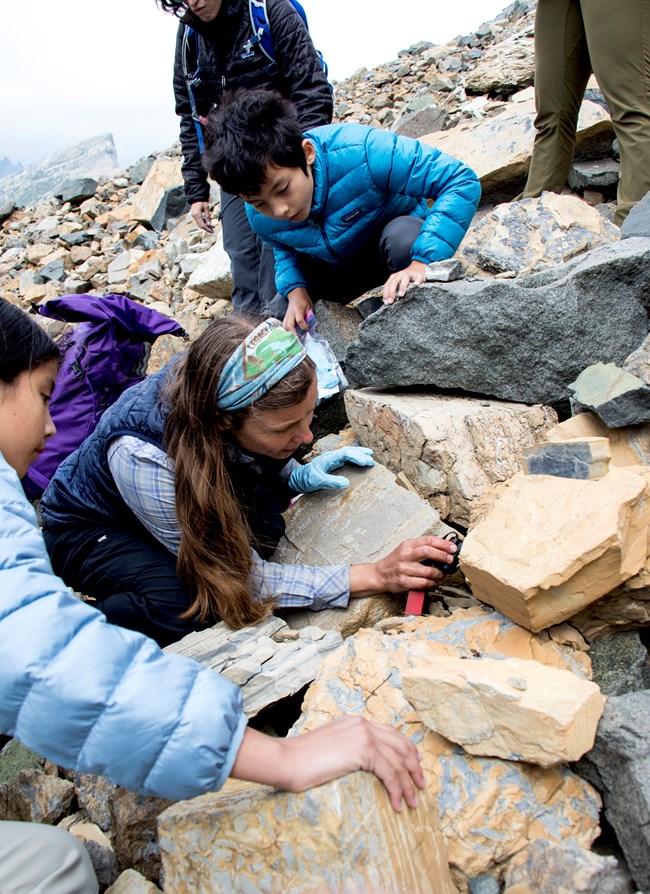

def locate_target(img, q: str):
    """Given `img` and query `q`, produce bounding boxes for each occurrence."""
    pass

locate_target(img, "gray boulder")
[579,691,650,892]
[621,190,650,239]
[54,178,98,204]
[344,239,650,405]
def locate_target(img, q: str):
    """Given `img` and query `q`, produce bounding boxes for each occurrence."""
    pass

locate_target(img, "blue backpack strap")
[247,0,328,81]
[182,24,207,152]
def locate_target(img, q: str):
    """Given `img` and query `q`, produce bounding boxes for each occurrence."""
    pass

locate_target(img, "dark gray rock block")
[54,178,98,204]
[568,159,620,190]
[569,362,650,427]
[589,631,650,696]
[0,199,15,222]
[39,258,67,282]
[579,691,650,891]
[344,239,650,405]
[621,190,650,239]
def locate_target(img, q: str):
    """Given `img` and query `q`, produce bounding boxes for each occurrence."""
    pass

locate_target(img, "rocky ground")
[2,0,650,891]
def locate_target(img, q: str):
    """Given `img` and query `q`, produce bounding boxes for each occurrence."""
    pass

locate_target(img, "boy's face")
[243,140,316,224]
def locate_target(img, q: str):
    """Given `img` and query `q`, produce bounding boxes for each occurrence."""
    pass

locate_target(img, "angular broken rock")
[343,239,650,405]
[464,33,535,95]
[130,157,187,232]
[344,389,557,527]
[186,230,233,300]
[502,839,633,894]
[165,615,342,716]
[568,361,650,428]
[458,193,619,277]
[159,774,458,894]
[460,467,650,632]
[403,655,606,767]
[545,410,650,467]
[293,609,601,887]
[522,437,611,480]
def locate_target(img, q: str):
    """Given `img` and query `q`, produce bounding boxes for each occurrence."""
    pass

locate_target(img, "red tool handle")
[405,589,425,616]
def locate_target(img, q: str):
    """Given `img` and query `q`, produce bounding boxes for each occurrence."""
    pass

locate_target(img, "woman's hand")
[232,717,425,811]
[191,201,214,234]
[382,260,427,304]
[283,288,313,332]
[350,535,459,598]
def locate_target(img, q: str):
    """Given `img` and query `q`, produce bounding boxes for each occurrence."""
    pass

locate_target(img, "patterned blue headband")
[215,318,307,411]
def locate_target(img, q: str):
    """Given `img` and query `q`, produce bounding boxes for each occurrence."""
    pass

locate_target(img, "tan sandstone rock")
[421,99,612,198]
[461,467,650,632]
[403,655,606,767]
[344,389,557,527]
[130,157,184,229]
[159,773,458,894]
[105,869,162,893]
[293,609,601,890]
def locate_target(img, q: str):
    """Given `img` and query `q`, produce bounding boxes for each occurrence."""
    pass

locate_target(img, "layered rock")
[274,462,453,635]
[458,193,619,277]
[460,467,650,632]
[291,609,601,889]
[344,389,557,526]
[344,240,650,405]
[403,655,605,766]
[159,774,458,894]
[522,437,611,479]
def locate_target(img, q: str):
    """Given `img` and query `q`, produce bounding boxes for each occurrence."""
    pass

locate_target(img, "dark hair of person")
[164,315,315,629]
[154,0,187,17]
[203,89,308,196]
[0,298,59,385]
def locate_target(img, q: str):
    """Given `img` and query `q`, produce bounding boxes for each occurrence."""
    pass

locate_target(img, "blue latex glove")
[288,446,375,493]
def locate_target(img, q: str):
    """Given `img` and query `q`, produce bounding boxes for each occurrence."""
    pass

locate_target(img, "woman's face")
[184,0,223,22]
[234,377,317,461]
[0,360,57,477]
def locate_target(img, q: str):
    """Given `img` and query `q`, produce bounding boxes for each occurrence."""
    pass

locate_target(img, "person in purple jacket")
[0,298,425,893]
[203,88,481,332]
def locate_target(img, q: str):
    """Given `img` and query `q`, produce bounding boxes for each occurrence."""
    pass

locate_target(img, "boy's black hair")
[203,89,308,197]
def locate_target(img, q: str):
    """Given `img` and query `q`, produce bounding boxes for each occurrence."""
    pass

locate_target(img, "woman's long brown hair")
[164,316,315,629]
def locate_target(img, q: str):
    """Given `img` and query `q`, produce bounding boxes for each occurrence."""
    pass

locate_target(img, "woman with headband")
[0,300,426,893]
[41,315,457,647]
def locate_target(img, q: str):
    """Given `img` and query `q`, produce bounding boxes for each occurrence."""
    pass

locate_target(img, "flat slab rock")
[164,616,342,717]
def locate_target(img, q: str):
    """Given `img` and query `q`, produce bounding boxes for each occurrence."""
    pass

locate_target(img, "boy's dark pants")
[44,520,209,648]
[267,215,424,317]
[220,190,277,314]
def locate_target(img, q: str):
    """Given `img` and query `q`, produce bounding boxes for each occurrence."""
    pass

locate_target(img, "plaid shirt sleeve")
[107,436,350,611]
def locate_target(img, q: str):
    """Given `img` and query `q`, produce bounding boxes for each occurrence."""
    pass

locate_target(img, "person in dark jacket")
[157,0,334,313]
[41,314,458,648]
[203,89,482,332]
[0,299,427,891]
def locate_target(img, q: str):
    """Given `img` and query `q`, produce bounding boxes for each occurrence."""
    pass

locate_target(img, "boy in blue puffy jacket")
[203,89,481,332]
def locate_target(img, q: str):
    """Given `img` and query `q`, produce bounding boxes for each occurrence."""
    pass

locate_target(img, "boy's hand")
[382,260,427,304]
[283,288,313,332]
[190,201,214,234]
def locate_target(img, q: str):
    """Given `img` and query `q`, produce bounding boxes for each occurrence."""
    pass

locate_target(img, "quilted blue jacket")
[247,123,481,298]
[0,451,247,801]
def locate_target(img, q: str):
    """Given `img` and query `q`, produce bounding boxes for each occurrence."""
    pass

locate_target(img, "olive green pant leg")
[522,0,592,198]
[582,0,650,224]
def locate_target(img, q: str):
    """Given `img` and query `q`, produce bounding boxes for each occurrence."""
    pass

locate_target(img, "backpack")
[182,0,330,152]
[23,293,188,498]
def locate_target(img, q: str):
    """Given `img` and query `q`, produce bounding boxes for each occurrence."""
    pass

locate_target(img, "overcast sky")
[0,0,509,170]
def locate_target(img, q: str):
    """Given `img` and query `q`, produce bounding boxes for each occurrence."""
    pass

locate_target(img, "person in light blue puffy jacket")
[0,298,426,893]
[203,89,481,332]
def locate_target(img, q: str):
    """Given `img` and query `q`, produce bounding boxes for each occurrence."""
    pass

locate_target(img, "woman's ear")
[302,139,316,166]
